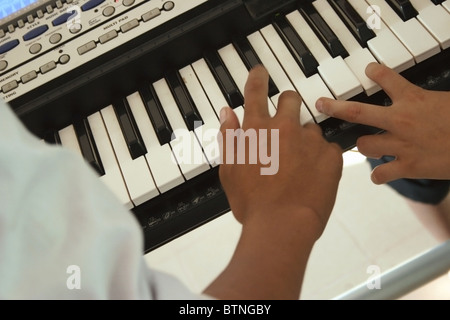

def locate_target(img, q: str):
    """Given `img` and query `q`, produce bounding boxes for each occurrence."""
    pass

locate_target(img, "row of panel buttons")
[0,0,146,90]
[1,0,73,36]
[1,54,71,93]
[1,0,136,39]
[0,0,140,73]
[77,4,174,56]
[0,0,205,102]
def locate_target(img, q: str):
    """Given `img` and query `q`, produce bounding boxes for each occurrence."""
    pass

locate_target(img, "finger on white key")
[87,112,133,209]
[218,43,277,117]
[246,31,314,125]
[232,35,280,97]
[101,105,159,206]
[127,91,184,193]
[259,25,332,123]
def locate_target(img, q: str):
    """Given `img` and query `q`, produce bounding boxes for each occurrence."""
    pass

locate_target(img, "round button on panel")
[49,33,62,44]
[29,43,42,54]
[122,0,135,6]
[163,1,175,11]
[0,60,8,71]
[102,6,115,17]
[59,54,70,64]
[69,23,82,34]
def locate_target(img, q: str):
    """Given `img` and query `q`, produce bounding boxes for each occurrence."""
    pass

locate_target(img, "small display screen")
[0,0,39,20]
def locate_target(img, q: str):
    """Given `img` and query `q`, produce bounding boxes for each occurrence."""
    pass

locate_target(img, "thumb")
[218,107,240,165]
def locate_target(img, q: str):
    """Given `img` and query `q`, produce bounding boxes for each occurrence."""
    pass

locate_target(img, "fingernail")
[371,170,380,185]
[220,107,228,125]
[316,99,324,113]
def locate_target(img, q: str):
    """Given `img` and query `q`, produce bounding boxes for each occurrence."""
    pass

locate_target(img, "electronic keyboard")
[3,0,450,252]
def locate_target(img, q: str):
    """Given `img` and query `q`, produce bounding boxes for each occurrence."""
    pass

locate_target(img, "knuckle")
[279,90,301,102]
[390,111,413,130]
[345,103,363,123]
[277,91,302,111]
[356,136,371,153]
[245,75,266,92]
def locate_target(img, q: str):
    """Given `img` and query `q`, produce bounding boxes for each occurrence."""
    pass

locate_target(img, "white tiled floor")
[144,151,450,300]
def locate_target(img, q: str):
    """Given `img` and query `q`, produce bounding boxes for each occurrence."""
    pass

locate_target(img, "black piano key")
[272,16,319,78]
[328,0,376,48]
[299,2,349,59]
[112,98,147,160]
[232,36,280,97]
[139,84,173,145]
[73,118,105,176]
[385,0,418,21]
[430,0,445,4]
[203,50,244,109]
[165,70,203,131]
[44,131,61,145]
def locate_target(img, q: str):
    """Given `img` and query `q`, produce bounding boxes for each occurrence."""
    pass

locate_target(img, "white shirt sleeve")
[0,100,209,300]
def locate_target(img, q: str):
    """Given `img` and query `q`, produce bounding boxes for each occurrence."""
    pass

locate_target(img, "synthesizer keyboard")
[3,0,450,252]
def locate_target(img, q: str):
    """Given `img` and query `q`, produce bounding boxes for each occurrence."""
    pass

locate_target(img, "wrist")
[242,205,326,243]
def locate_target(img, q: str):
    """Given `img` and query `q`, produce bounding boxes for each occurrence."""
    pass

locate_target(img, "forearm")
[203,207,322,300]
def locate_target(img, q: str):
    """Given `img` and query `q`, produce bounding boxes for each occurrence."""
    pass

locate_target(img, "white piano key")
[365,0,440,63]
[191,58,229,118]
[217,43,277,117]
[191,59,249,164]
[246,31,316,124]
[348,0,415,72]
[443,1,450,13]
[285,11,363,101]
[313,0,361,53]
[58,124,83,157]
[153,78,210,180]
[126,92,184,193]
[87,112,133,209]
[247,31,307,117]
[312,0,381,96]
[257,26,330,123]
[259,24,334,123]
[410,0,432,11]
[234,105,245,126]
[101,105,159,206]
[410,0,450,49]
[179,64,222,166]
